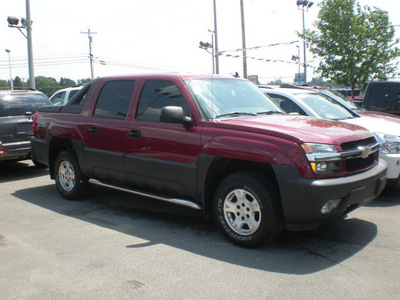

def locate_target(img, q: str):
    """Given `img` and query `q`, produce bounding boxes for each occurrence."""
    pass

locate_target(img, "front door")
[125,79,201,199]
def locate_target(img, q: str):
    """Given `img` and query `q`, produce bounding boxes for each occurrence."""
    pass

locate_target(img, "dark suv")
[0,90,51,163]
[362,81,400,115]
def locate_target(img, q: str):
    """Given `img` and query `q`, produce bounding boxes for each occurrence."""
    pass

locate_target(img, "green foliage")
[59,77,77,88]
[77,78,92,85]
[13,76,24,89]
[299,0,400,95]
[0,76,81,97]
[267,78,284,85]
[0,80,9,88]
[35,76,60,97]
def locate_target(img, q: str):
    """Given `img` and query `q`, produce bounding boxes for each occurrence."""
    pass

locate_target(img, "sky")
[1,0,400,85]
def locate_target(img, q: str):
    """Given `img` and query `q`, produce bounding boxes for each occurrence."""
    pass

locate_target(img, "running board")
[89,179,202,210]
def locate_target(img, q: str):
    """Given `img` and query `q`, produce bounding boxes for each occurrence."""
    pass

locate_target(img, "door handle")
[129,129,141,139]
[88,126,98,134]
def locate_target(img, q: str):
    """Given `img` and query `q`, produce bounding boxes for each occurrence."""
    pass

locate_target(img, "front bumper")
[381,153,400,179]
[272,159,387,231]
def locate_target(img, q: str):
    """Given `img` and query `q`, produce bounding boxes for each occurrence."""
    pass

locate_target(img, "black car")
[0,90,51,163]
[362,81,400,115]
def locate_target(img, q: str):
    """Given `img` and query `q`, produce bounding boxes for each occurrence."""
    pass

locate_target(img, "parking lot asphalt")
[1,160,399,299]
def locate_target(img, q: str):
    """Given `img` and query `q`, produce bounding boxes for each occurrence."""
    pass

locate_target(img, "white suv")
[49,86,82,105]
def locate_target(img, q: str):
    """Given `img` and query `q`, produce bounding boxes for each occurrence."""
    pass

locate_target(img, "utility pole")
[297,0,313,85]
[240,0,247,79]
[81,28,97,79]
[213,0,220,74]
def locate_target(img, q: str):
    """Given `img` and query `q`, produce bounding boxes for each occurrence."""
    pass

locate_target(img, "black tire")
[213,171,284,248]
[54,150,89,200]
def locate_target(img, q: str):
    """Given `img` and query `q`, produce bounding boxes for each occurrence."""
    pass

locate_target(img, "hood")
[214,114,373,145]
[344,113,400,136]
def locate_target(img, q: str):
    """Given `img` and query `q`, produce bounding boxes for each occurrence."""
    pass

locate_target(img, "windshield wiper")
[215,112,258,119]
[256,111,284,115]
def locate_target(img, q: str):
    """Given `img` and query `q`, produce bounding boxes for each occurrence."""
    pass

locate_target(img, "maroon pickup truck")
[31,74,387,247]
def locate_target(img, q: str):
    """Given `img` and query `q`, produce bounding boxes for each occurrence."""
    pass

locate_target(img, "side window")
[67,90,80,101]
[61,83,94,114]
[368,84,384,106]
[389,83,400,104]
[268,94,305,115]
[50,91,65,105]
[94,80,135,119]
[136,80,189,122]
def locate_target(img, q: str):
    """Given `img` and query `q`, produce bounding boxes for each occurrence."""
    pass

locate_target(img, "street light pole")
[208,29,215,74]
[240,0,247,79]
[199,40,214,73]
[213,0,220,74]
[7,0,35,89]
[5,49,13,90]
[297,0,313,85]
[26,0,35,89]
[301,6,307,84]
[297,45,301,84]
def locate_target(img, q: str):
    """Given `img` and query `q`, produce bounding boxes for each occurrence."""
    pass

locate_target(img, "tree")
[77,78,92,85]
[35,76,60,97]
[0,80,9,88]
[299,0,400,97]
[267,78,284,85]
[59,77,76,88]
[13,76,24,89]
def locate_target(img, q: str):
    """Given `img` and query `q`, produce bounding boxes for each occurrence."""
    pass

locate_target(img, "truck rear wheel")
[213,172,284,247]
[54,150,88,200]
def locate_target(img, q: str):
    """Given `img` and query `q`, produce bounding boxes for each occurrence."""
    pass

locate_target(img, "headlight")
[375,133,400,154]
[301,143,341,175]
[301,143,337,154]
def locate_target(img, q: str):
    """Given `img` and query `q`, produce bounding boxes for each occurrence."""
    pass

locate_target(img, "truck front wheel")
[213,172,284,247]
[54,150,88,200]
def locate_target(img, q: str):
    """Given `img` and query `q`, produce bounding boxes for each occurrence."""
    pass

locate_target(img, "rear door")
[83,80,135,183]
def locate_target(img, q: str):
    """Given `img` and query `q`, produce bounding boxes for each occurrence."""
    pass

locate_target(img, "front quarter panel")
[200,127,314,178]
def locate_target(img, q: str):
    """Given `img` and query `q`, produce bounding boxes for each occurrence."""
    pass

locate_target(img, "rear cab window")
[93,80,136,120]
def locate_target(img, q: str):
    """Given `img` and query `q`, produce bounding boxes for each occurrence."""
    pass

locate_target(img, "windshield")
[185,78,283,120]
[296,92,355,120]
[319,89,359,111]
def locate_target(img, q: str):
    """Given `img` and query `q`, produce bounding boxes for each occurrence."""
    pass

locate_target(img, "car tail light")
[32,112,38,133]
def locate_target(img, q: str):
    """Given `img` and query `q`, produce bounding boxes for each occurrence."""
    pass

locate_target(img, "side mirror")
[160,106,193,126]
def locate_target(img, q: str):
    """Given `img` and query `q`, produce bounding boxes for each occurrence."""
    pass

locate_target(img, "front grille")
[341,137,378,173]
[345,153,375,172]
[341,137,377,151]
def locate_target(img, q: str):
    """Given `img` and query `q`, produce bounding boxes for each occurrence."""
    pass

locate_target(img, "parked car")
[31,74,387,247]
[49,86,82,105]
[362,81,400,115]
[261,87,400,184]
[0,90,51,163]
[335,88,361,104]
